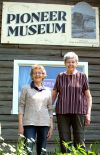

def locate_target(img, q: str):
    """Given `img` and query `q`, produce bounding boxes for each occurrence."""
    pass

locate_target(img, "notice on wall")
[1,2,99,47]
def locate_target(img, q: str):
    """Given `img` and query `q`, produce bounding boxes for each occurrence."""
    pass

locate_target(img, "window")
[12,60,88,114]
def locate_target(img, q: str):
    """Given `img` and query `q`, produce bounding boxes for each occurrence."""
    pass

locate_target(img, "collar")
[65,69,78,75]
[30,81,45,92]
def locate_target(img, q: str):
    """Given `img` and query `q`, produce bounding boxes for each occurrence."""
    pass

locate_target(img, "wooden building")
[0,0,100,153]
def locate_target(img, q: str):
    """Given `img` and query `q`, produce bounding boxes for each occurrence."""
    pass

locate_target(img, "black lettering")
[21,13,31,23]
[20,26,28,36]
[28,25,37,35]
[55,23,66,33]
[38,24,45,34]
[50,11,57,21]
[46,23,54,33]
[41,12,49,21]
[7,14,15,24]
[31,12,40,22]
[16,14,20,24]
[8,26,19,36]
[58,11,67,21]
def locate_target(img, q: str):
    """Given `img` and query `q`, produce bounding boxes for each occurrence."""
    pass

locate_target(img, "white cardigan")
[18,85,53,126]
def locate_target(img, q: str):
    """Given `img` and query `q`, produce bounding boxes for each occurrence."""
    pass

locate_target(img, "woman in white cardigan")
[18,64,53,155]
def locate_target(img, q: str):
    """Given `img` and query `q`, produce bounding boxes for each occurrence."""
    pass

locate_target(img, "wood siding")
[0,0,100,152]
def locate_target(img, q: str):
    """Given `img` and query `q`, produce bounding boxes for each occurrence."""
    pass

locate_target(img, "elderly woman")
[18,64,53,155]
[52,51,92,153]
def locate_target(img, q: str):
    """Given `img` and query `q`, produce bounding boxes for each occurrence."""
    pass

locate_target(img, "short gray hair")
[64,51,79,62]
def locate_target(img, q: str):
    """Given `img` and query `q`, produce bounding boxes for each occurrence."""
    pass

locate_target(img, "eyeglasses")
[33,72,44,76]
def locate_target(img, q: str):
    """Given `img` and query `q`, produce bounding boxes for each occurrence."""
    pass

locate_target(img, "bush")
[53,141,100,155]
[0,136,100,155]
[0,135,30,155]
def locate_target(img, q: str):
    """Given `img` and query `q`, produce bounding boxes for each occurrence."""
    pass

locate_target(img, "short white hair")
[30,64,47,80]
[64,51,79,62]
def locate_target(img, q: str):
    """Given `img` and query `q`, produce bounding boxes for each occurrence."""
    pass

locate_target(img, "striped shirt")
[53,71,89,114]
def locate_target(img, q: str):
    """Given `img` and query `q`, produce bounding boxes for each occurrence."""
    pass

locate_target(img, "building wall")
[0,0,100,151]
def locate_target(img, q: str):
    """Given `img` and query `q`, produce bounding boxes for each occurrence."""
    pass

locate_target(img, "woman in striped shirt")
[53,51,92,153]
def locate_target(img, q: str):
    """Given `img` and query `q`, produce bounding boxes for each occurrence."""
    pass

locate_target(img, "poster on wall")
[1,2,99,47]
[12,60,88,114]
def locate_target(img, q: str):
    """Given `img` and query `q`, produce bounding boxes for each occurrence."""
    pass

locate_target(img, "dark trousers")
[56,114,85,153]
[24,126,49,155]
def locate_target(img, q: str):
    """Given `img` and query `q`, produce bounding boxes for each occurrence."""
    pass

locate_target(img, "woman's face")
[65,58,78,72]
[32,68,44,83]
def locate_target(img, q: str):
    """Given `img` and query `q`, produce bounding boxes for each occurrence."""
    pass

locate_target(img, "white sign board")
[1,2,99,47]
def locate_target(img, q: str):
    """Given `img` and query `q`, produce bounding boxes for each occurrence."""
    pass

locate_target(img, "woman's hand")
[85,113,91,126]
[85,90,92,126]
[18,124,24,135]
[18,114,24,135]
[47,117,53,139]
[47,127,53,139]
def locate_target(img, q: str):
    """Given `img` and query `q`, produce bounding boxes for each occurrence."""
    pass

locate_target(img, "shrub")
[53,141,100,155]
[0,135,29,155]
[0,136,100,155]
